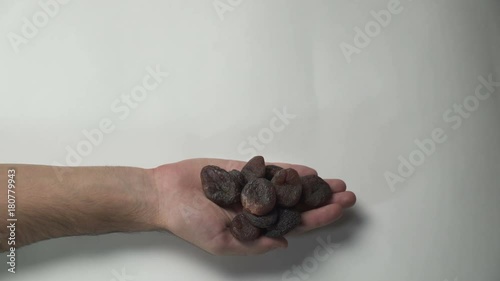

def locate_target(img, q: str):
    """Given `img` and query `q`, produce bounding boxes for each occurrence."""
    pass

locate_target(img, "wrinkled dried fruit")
[265,165,283,180]
[243,209,278,228]
[265,208,301,238]
[201,165,240,206]
[201,157,337,242]
[229,169,247,191]
[300,175,332,208]
[271,168,302,207]
[241,178,276,215]
[241,156,266,181]
[230,213,261,241]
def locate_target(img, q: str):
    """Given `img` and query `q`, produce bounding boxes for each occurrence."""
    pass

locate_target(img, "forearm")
[0,165,161,252]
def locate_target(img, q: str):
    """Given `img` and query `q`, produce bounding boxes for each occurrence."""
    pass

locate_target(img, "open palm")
[152,158,356,255]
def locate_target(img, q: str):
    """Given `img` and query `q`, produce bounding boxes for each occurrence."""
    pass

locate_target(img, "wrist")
[140,167,163,231]
[104,166,162,233]
[150,163,181,233]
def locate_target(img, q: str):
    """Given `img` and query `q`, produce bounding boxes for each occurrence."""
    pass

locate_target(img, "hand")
[151,158,356,256]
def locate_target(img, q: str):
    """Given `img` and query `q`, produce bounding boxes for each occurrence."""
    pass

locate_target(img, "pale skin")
[0,159,356,255]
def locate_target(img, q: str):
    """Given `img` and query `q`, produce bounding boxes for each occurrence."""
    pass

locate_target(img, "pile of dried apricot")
[200,156,332,241]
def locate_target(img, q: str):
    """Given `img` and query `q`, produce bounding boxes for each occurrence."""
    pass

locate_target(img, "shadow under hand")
[4,206,366,279]
[204,206,367,278]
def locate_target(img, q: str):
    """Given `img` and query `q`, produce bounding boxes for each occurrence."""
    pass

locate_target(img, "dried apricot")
[241,156,266,181]
[201,165,240,206]
[271,168,302,207]
[265,165,283,180]
[230,214,261,241]
[265,208,301,238]
[241,178,276,215]
[300,175,332,208]
[243,209,278,228]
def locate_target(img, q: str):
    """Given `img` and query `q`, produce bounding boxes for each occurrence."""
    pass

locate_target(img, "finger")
[330,191,356,208]
[292,203,343,235]
[324,179,347,193]
[268,162,318,177]
[227,235,288,255]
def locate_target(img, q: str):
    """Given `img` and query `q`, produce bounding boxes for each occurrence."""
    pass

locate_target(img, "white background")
[1,0,500,280]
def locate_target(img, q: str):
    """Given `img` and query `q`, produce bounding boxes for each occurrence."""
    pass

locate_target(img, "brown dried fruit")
[201,165,240,206]
[229,169,247,191]
[241,178,276,216]
[265,165,283,180]
[230,213,261,241]
[241,156,266,181]
[243,209,278,228]
[265,208,301,238]
[271,168,302,207]
[300,175,332,208]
